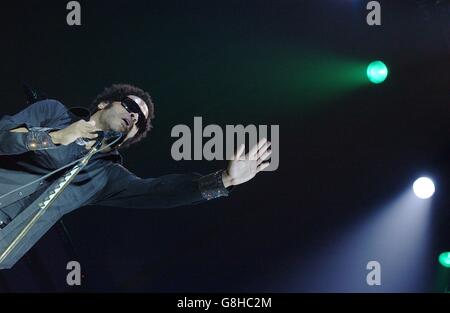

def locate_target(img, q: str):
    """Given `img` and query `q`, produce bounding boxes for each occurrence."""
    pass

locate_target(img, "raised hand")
[222,137,272,187]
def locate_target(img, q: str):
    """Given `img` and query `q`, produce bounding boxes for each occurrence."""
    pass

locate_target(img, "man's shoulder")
[32,98,67,112]
[27,99,72,128]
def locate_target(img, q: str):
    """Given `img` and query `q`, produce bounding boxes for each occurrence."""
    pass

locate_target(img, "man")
[0,83,271,269]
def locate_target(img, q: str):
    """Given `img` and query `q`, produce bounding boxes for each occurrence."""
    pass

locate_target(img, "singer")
[0,83,271,269]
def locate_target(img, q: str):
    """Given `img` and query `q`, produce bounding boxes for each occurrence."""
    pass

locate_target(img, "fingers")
[256,161,270,172]
[79,120,101,139]
[234,144,245,160]
[256,141,270,158]
[84,140,96,150]
[232,138,272,161]
[82,132,99,140]
[248,138,271,162]
[248,137,267,159]
[84,121,102,132]
[257,147,272,165]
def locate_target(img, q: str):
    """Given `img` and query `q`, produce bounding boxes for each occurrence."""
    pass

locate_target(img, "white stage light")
[413,177,435,199]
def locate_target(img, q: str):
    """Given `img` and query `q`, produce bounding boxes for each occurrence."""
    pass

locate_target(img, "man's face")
[98,95,149,144]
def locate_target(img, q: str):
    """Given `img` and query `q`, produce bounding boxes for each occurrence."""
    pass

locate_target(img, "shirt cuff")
[198,170,230,200]
[26,127,58,151]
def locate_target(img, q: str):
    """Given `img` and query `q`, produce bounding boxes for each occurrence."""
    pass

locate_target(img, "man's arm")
[91,138,272,209]
[0,99,68,155]
[91,164,230,209]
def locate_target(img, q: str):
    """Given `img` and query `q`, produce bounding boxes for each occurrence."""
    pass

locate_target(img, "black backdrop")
[0,0,448,292]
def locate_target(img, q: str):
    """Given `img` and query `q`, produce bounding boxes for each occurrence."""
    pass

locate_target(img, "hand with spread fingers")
[222,137,272,188]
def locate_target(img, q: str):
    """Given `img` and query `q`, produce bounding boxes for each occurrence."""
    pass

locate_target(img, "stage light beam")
[413,177,435,199]
[367,60,388,84]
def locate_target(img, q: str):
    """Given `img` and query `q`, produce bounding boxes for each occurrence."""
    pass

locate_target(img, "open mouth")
[122,118,130,128]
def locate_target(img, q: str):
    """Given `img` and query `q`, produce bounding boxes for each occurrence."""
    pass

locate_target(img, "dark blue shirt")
[0,100,228,269]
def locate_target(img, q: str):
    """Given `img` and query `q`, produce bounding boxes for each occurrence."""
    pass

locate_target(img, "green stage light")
[367,60,388,84]
[439,252,450,268]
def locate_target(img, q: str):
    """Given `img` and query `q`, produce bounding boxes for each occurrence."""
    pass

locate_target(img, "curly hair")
[90,83,155,148]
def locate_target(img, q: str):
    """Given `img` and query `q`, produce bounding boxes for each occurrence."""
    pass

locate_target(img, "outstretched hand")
[222,137,272,188]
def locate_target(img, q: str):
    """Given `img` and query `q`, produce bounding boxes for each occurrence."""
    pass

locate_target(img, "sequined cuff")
[26,127,57,151]
[198,170,230,200]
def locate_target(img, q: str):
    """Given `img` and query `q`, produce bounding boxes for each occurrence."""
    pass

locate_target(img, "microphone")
[93,130,125,150]
[77,131,124,148]
[97,130,123,140]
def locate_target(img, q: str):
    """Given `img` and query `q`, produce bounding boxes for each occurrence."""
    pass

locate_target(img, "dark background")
[0,0,448,292]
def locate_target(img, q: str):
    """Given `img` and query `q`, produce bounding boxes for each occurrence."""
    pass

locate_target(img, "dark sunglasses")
[120,97,146,133]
